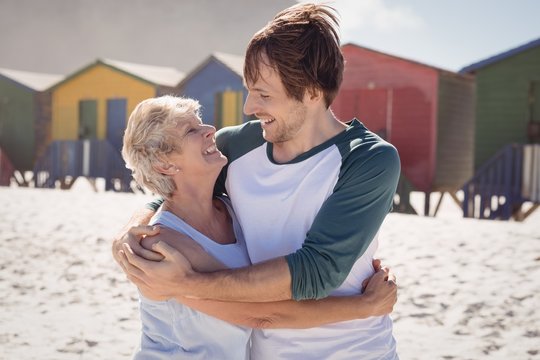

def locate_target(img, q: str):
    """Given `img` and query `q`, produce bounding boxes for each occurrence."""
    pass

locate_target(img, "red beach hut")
[332,43,475,215]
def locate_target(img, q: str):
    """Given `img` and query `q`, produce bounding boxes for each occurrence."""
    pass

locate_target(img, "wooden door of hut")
[106,98,127,153]
[78,100,98,140]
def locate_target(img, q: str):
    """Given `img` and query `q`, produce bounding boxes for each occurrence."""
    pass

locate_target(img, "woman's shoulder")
[141,226,227,272]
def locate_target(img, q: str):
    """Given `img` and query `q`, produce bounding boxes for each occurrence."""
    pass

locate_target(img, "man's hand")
[118,241,195,301]
[112,225,163,265]
[361,266,397,317]
[111,207,161,267]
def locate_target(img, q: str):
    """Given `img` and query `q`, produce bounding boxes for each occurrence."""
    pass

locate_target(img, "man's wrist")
[180,268,204,299]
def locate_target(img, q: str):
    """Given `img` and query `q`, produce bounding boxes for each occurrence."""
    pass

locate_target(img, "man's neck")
[272,111,347,163]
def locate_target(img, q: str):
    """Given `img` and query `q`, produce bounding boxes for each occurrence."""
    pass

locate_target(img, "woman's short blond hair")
[122,95,201,198]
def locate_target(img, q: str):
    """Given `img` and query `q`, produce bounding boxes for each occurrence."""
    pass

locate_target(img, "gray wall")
[0,0,295,74]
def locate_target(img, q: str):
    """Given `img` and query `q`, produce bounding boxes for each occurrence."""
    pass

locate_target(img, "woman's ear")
[153,158,180,175]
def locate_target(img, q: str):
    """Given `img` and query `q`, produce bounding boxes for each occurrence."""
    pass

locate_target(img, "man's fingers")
[387,272,397,285]
[362,278,369,289]
[151,241,178,260]
[127,226,164,261]
[113,225,163,262]
[128,225,161,237]
[130,241,165,261]
[122,243,153,271]
[372,258,381,271]
[367,267,392,285]
[118,250,148,285]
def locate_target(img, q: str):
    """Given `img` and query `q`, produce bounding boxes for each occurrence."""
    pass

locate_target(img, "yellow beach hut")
[35,59,184,191]
[49,58,184,151]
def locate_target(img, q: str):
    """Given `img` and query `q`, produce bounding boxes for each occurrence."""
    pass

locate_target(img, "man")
[115,3,400,359]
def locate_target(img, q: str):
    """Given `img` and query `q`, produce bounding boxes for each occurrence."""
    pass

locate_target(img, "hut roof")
[48,59,185,90]
[101,59,185,87]
[459,37,540,74]
[212,52,244,77]
[342,43,470,79]
[0,67,63,91]
[177,52,244,89]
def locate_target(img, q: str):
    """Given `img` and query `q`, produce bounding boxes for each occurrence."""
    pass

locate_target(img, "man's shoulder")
[216,120,262,142]
[216,120,266,162]
[339,120,399,162]
[333,120,401,193]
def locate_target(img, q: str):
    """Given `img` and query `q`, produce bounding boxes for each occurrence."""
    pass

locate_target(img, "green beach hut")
[460,37,540,169]
[0,68,63,182]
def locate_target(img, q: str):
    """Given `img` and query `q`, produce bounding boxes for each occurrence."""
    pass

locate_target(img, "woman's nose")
[203,125,216,137]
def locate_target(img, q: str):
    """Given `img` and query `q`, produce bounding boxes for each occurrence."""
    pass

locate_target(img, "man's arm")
[177,267,396,329]
[119,231,292,302]
[287,143,401,299]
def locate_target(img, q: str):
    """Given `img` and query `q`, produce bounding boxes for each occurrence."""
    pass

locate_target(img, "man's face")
[243,63,307,144]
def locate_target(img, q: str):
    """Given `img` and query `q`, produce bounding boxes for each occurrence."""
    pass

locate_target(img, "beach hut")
[35,59,184,191]
[48,58,184,151]
[177,52,248,129]
[332,43,475,216]
[458,38,540,220]
[0,68,63,183]
[460,38,540,168]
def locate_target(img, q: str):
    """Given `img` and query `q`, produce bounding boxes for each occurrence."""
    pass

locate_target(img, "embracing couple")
[113,3,401,359]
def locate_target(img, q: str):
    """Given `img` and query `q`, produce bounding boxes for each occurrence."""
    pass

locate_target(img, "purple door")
[106,98,127,152]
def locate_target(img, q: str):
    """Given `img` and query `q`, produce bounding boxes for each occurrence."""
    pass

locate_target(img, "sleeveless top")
[132,196,252,360]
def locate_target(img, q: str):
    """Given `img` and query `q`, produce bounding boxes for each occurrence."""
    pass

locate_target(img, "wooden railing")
[33,140,133,192]
[462,144,539,220]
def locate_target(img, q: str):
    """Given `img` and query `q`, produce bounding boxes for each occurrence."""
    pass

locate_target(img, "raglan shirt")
[214,119,400,301]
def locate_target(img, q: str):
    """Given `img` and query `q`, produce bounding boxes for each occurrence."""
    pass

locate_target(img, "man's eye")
[261,94,269,99]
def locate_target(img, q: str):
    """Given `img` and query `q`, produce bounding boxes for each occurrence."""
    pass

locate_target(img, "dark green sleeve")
[285,142,400,300]
[213,126,232,196]
[146,198,164,212]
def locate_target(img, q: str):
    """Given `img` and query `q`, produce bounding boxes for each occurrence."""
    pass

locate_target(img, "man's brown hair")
[244,3,344,108]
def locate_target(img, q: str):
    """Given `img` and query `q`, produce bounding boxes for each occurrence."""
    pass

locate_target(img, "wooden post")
[432,191,445,217]
[424,191,431,216]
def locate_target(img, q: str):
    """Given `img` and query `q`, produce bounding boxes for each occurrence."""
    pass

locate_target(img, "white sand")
[1,182,539,359]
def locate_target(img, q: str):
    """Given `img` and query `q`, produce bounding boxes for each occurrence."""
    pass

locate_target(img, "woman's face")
[167,115,227,177]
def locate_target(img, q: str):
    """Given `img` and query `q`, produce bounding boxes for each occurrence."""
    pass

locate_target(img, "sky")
[311,0,540,72]
[0,0,538,75]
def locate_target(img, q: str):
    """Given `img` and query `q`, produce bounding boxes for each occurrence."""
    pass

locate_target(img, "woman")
[120,95,396,359]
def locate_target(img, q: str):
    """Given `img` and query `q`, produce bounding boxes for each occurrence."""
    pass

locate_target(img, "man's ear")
[305,87,323,104]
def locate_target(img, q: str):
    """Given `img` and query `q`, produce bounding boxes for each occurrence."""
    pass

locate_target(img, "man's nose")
[243,93,256,116]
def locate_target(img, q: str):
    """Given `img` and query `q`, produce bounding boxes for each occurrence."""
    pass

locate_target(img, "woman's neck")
[163,185,216,225]
[162,183,235,245]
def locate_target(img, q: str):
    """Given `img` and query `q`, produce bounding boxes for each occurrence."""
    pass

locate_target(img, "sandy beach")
[1,181,539,360]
